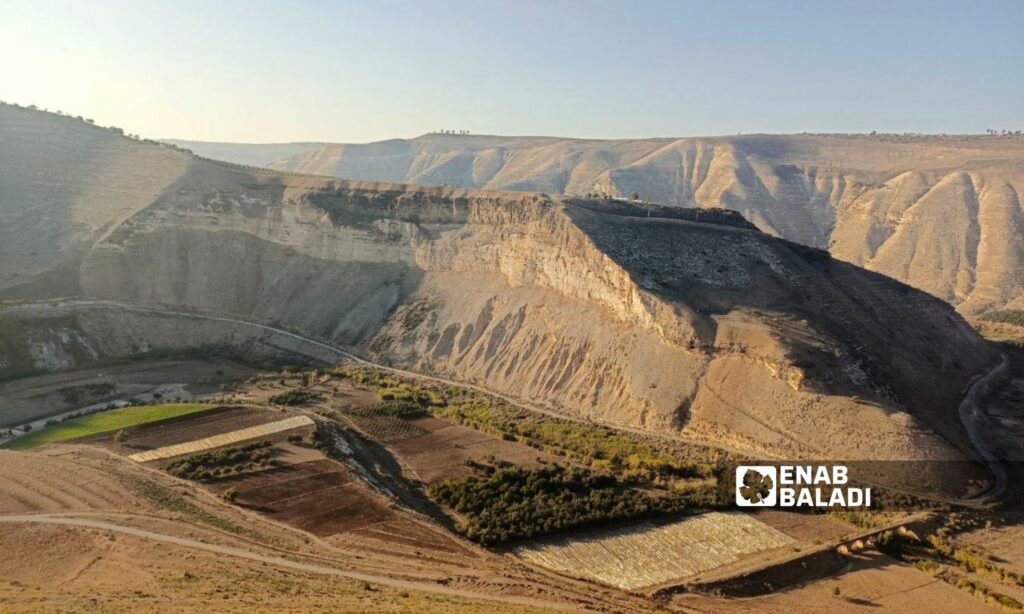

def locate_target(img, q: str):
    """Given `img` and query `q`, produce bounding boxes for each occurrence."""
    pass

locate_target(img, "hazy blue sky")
[3,0,1022,142]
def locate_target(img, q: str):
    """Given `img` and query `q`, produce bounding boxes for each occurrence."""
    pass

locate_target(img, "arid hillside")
[173,132,1024,314]
[2,105,1000,464]
[2,106,191,298]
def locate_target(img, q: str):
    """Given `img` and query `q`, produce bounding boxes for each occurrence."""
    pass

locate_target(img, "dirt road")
[0,513,581,612]
[959,353,1010,502]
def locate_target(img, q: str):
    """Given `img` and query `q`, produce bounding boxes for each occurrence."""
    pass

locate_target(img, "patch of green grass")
[2,403,215,450]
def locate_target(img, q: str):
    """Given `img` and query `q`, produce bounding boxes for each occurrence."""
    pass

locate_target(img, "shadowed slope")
[2,107,999,469]
[177,131,1024,313]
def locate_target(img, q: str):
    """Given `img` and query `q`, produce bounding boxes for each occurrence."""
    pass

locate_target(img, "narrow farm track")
[0,513,588,612]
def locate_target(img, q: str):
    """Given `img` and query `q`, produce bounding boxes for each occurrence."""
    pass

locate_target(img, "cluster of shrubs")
[876,527,1024,609]
[166,441,274,480]
[981,310,1024,327]
[327,365,722,487]
[58,382,117,406]
[332,368,439,402]
[345,400,427,419]
[377,384,444,406]
[269,389,322,406]
[429,463,722,545]
[434,395,717,485]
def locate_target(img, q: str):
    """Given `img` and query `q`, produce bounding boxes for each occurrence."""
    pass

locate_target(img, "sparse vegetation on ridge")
[876,525,1024,610]
[982,310,1024,327]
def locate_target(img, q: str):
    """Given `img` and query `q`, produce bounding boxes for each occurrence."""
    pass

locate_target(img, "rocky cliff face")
[3,107,1001,463]
[181,132,1024,314]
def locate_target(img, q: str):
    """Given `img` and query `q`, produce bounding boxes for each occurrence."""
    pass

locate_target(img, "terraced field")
[0,450,148,514]
[127,415,314,462]
[513,512,794,590]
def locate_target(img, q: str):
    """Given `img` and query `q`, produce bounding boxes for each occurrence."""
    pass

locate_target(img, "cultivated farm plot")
[513,511,794,590]
[127,415,314,462]
[389,419,552,484]
[2,403,215,450]
[206,459,394,536]
[101,405,286,451]
[345,414,427,443]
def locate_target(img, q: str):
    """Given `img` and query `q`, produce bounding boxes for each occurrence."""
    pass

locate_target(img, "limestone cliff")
[3,106,1001,463]
[174,132,1024,314]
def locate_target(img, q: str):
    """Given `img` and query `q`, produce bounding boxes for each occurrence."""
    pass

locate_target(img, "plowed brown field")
[207,460,393,536]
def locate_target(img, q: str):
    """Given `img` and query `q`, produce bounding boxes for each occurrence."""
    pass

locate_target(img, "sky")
[2,0,1022,143]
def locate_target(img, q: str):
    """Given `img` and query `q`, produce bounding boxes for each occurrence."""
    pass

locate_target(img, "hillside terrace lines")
[128,415,314,462]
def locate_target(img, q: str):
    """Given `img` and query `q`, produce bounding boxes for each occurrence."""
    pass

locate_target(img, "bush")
[166,441,274,480]
[269,389,322,406]
[981,310,1024,327]
[345,400,426,419]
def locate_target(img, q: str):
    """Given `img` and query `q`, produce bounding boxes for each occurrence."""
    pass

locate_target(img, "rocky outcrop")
[176,132,1024,314]
[3,107,1001,464]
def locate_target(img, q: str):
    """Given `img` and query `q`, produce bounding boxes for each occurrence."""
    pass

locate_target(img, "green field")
[2,403,215,450]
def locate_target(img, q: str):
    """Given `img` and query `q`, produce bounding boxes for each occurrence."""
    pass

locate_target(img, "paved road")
[0,513,581,611]
[959,353,1010,503]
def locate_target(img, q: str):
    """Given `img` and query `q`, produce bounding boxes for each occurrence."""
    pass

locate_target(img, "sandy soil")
[751,510,857,543]
[0,522,558,613]
[959,519,1024,577]
[0,446,644,611]
[678,551,996,613]
[0,449,151,515]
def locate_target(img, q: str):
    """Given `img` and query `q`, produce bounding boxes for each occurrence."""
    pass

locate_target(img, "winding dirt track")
[0,513,583,612]
[958,353,1010,502]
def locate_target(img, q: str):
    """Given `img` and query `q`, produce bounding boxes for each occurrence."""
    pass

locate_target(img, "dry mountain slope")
[174,133,1024,314]
[3,105,999,468]
[2,106,191,298]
